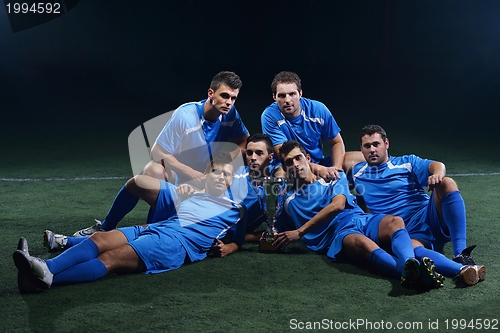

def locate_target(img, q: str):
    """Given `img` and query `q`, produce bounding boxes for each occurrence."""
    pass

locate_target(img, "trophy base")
[259,241,280,253]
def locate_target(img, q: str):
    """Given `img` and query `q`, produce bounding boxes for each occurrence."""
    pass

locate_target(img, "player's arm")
[210,238,240,258]
[230,133,250,161]
[328,133,346,171]
[309,134,345,181]
[273,194,346,250]
[427,161,446,190]
[151,142,206,186]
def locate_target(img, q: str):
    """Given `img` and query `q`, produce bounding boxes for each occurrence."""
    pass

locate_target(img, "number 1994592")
[6,3,62,14]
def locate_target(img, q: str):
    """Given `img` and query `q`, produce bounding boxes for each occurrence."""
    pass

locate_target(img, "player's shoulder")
[352,160,368,173]
[300,97,329,112]
[171,101,203,121]
[262,102,280,116]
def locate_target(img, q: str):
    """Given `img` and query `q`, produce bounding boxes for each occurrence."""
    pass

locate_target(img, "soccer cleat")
[17,237,29,253]
[16,237,38,294]
[73,219,102,237]
[453,245,477,265]
[13,243,53,290]
[401,258,421,288]
[44,230,67,252]
[455,265,486,286]
[419,257,445,289]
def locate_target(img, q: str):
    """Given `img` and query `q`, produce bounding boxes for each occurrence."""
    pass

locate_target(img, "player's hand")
[210,239,232,258]
[182,169,206,190]
[176,184,197,200]
[427,174,444,191]
[272,230,301,250]
[317,166,342,182]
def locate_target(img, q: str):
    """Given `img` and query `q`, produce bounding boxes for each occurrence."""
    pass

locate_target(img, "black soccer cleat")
[453,245,477,266]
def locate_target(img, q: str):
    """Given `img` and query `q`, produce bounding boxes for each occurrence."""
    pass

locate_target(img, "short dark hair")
[278,140,307,159]
[271,71,302,95]
[205,151,233,173]
[210,71,242,91]
[247,133,273,154]
[359,125,387,143]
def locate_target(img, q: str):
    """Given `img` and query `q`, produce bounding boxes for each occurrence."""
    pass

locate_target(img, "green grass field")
[1,129,499,333]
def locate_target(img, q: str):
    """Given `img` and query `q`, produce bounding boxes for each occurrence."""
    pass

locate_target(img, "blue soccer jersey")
[126,192,246,274]
[352,155,433,221]
[155,101,249,181]
[275,173,365,253]
[261,97,341,164]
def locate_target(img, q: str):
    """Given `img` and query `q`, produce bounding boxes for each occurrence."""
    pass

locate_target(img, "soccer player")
[13,152,246,293]
[261,71,361,181]
[144,71,249,188]
[352,124,486,285]
[50,134,281,257]
[272,140,444,289]
[174,133,284,256]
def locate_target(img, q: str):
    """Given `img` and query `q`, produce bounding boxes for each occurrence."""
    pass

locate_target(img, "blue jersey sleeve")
[229,108,249,139]
[155,103,201,154]
[261,103,289,147]
[311,100,341,141]
[407,154,434,187]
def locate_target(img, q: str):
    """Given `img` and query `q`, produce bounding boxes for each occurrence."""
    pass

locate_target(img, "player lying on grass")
[351,124,486,285]
[44,134,283,257]
[272,140,485,289]
[13,152,246,293]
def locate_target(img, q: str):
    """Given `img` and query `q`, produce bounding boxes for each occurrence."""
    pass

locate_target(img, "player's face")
[245,141,273,177]
[208,84,239,115]
[360,133,389,166]
[281,147,310,179]
[273,83,302,118]
[205,163,234,196]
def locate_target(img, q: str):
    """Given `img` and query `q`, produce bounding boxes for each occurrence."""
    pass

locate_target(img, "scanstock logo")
[127,109,249,229]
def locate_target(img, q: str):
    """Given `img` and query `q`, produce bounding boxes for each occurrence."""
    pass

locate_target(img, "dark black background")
[1,0,499,150]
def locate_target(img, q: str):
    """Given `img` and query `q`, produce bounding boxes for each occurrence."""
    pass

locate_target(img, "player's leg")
[377,215,415,273]
[432,177,467,256]
[72,175,160,238]
[341,233,399,278]
[14,229,133,291]
[413,244,485,286]
[141,160,168,180]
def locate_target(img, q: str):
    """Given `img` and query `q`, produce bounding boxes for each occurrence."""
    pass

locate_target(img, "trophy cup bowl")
[253,176,287,253]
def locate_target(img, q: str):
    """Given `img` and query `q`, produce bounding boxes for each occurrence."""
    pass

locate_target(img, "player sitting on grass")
[13,152,245,293]
[352,124,486,286]
[273,140,484,289]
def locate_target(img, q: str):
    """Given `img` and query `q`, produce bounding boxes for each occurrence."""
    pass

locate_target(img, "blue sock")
[46,239,99,275]
[369,248,399,278]
[391,228,415,272]
[65,236,87,248]
[441,191,467,256]
[414,246,462,277]
[101,186,140,230]
[53,258,107,285]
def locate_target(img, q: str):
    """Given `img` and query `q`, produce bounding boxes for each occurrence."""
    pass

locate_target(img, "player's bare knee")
[141,161,165,179]
[88,232,107,251]
[381,215,405,232]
